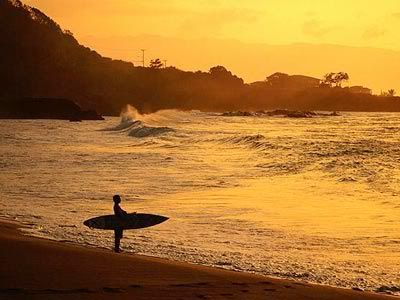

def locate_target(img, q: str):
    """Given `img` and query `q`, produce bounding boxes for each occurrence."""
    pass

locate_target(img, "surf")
[102,105,176,138]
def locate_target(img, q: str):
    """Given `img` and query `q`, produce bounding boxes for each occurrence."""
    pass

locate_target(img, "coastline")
[0,219,395,300]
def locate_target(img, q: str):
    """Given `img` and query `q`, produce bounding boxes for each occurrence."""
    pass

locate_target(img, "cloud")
[362,27,386,40]
[302,19,333,38]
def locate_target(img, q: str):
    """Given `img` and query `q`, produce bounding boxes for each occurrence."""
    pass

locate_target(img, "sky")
[24,0,400,92]
[25,0,400,49]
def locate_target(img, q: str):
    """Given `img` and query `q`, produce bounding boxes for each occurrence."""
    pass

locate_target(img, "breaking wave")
[101,119,141,132]
[128,125,174,138]
[101,105,175,138]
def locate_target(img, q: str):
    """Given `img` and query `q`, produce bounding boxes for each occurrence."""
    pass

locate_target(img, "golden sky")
[25,0,400,48]
[24,0,400,92]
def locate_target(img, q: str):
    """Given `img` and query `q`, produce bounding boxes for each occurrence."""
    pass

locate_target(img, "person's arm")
[114,205,127,217]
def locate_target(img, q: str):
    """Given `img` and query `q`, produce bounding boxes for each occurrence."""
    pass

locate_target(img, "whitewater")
[0,109,399,294]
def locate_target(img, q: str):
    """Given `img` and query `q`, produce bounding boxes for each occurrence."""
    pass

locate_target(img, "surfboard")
[83,213,168,230]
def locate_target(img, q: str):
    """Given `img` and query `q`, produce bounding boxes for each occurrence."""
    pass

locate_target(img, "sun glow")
[24,0,400,92]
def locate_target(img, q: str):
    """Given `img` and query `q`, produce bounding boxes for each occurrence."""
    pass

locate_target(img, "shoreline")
[0,219,396,300]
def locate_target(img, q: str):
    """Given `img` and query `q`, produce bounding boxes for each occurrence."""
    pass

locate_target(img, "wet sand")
[0,220,395,300]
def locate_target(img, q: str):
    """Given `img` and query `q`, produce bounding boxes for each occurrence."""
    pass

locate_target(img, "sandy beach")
[0,220,395,300]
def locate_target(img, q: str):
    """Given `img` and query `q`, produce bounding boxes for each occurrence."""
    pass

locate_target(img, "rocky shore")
[221,109,340,118]
[0,97,104,121]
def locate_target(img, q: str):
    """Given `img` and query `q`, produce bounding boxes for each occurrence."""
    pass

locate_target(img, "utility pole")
[163,60,167,68]
[140,49,146,67]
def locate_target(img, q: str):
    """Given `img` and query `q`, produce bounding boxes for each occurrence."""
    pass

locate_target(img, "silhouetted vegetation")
[380,89,397,97]
[150,58,163,69]
[321,72,349,87]
[1,0,400,114]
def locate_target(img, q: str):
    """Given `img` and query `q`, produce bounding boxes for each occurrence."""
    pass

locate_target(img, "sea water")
[0,110,399,294]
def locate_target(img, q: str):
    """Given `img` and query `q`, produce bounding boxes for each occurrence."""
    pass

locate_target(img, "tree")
[381,89,396,97]
[150,58,163,69]
[321,72,349,87]
[209,65,230,77]
[335,72,349,87]
[64,29,74,36]
[208,66,244,85]
[321,72,335,87]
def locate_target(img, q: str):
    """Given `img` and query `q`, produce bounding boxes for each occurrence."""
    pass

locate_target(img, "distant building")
[265,72,320,90]
[289,75,321,89]
[348,86,372,94]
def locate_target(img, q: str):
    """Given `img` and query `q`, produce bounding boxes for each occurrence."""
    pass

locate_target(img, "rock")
[0,97,104,120]
[220,109,340,118]
[267,109,315,118]
[221,111,255,117]
[265,109,291,116]
[376,286,400,293]
[286,111,314,118]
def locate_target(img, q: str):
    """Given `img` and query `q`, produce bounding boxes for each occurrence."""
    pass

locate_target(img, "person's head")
[113,194,121,204]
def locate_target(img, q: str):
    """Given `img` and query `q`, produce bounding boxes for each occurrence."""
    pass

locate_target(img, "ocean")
[0,109,399,293]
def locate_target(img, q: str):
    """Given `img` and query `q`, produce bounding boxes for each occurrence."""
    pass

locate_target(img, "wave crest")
[101,105,175,138]
[101,119,142,131]
[128,125,174,138]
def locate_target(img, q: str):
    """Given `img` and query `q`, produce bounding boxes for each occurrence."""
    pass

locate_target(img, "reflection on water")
[0,111,399,293]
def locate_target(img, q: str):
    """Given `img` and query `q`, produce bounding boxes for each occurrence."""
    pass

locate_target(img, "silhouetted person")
[113,194,127,253]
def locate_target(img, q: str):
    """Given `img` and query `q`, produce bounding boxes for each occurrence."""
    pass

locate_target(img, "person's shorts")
[115,228,123,239]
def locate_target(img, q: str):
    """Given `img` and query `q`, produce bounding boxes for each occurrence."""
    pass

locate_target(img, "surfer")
[113,194,127,253]
[83,196,167,253]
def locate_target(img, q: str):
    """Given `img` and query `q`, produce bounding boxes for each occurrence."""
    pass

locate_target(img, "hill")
[1,0,400,114]
[83,35,400,94]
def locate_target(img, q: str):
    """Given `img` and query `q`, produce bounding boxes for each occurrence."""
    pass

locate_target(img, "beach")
[0,220,395,300]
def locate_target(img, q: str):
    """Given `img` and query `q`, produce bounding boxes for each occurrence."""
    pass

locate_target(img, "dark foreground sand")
[0,220,395,300]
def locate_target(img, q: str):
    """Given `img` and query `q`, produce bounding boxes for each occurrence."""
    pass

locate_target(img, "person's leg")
[114,229,121,252]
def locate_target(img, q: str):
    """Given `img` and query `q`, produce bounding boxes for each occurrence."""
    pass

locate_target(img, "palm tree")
[388,89,396,96]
